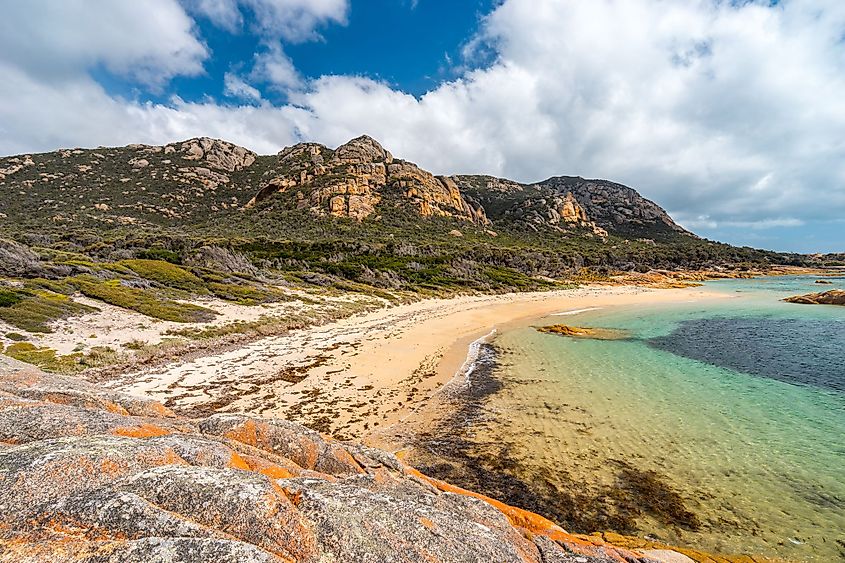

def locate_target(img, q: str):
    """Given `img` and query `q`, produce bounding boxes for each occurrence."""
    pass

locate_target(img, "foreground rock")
[783,289,845,306]
[0,356,762,562]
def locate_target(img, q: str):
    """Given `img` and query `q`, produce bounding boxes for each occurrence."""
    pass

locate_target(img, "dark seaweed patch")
[413,342,702,535]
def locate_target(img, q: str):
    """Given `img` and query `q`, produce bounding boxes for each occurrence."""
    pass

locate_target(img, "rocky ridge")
[0,137,266,226]
[0,355,738,563]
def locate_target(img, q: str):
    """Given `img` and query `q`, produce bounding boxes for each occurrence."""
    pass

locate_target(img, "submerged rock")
[783,289,845,306]
[537,324,628,339]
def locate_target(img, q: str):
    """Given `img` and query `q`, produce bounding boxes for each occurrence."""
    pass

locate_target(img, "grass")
[118,259,206,292]
[74,277,217,323]
[2,342,121,373]
[0,288,98,333]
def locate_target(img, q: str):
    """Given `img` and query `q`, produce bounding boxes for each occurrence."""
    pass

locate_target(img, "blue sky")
[116,0,494,107]
[0,0,843,253]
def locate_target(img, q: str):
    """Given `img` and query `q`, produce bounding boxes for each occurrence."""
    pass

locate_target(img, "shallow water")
[464,275,845,561]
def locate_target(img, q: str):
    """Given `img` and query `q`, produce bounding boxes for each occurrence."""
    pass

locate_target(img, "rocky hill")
[453,175,690,240]
[0,135,685,242]
[0,355,724,563]
[0,138,271,228]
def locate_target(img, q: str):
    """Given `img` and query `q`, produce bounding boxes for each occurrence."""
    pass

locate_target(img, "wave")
[458,329,497,386]
[551,307,602,316]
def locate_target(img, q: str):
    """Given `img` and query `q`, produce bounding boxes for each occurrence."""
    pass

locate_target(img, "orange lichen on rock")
[111,423,172,438]
[419,517,435,530]
[404,467,561,533]
[227,451,252,471]
[101,401,131,415]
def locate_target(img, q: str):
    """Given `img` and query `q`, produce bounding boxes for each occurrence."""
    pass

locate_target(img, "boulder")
[179,138,257,172]
[783,289,845,306]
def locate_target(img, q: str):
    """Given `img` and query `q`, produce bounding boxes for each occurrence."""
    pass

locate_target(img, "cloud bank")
[0,0,843,251]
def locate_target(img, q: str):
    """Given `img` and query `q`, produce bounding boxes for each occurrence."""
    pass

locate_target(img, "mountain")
[0,135,803,293]
[246,136,489,225]
[0,135,685,242]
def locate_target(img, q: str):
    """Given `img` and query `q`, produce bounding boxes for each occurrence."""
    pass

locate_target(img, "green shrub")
[3,342,120,373]
[3,343,83,373]
[207,282,294,305]
[136,248,182,264]
[0,289,25,308]
[0,289,97,333]
[119,259,205,292]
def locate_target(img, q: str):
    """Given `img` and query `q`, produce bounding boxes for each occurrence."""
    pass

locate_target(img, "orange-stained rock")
[248,135,491,225]
[198,413,365,476]
[112,423,173,438]
[784,289,845,306]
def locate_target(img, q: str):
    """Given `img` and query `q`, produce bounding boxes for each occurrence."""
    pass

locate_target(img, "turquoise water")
[473,275,845,561]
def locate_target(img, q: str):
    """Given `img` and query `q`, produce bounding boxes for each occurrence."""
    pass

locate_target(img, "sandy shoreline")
[103,283,729,442]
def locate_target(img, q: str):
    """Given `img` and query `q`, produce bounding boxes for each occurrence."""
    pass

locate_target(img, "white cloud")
[186,0,348,41]
[183,0,244,32]
[1,0,844,251]
[251,44,303,92]
[0,0,207,88]
[242,0,348,42]
[223,72,263,101]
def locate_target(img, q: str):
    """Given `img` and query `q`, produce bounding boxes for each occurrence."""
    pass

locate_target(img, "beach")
[104,284,727,442]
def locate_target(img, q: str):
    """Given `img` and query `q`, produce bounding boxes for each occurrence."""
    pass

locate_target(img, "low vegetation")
[0,287,97,333]
[118,259,207,292]
[2,342,120,373]
[73,277,216,323]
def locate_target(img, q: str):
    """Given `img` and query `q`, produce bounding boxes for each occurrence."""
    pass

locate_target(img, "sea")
[432,275,845,561]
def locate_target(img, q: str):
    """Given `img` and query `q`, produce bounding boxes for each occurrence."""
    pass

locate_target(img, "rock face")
[783,289,845,305]
[0,356,671,563]
[247,136,490,224]
[178,137,257,172]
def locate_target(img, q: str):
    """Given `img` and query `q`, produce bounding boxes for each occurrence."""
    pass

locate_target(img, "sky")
[0,0,843,253]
